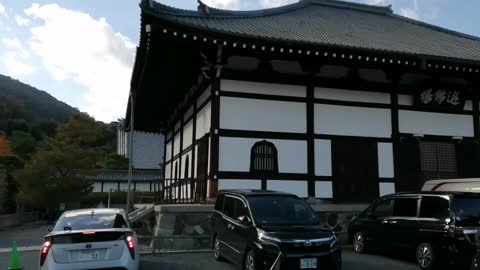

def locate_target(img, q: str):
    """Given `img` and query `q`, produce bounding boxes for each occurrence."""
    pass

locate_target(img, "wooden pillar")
[306,83,315,198]
[473,91,480,140]
[191,101,198,201]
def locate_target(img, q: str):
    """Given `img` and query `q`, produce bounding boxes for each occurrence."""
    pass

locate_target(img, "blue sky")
[0,0,479,122]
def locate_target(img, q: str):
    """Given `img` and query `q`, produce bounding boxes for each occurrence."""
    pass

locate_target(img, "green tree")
[10,131,37,160]
[15,141,97,208]
[104,153,129,170]
[0,169,8,213]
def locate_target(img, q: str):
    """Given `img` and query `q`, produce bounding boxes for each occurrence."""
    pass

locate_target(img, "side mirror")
[131,221,143,229]
[47,226,54,232]
[237,215,252,225]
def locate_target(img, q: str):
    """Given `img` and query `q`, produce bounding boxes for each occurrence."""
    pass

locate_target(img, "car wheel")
[213,236,223,261]
[245,250,256,270]
[416,243,436,270]
[353,232,367,254]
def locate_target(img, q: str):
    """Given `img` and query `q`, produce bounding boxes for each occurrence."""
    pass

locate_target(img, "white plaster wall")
[103,182,118,192]
[399,110,474,137]
[182,120,193,150]
[173,132,181,156]
[92,182,102,193]
[174,121,181,133]
[220,97,306,133]
[135,183,151,192]
[378,143,394,178]
[165,141,172,162]
[315,182,333,199]
[398,95,414,106]
[218,179,262,190]
[221,80,306,97]
[181,151,192,179]
[314,104,392,138]
[129,131,164,169]
[315,88,390,104]
[379,183,395,196]
[219,137,308,173]
[464,100,473,111]
[197,87,211,106]
[268,180,308,198]
[165,162,171,179]
[119,182,129,191]
[315,139,332,176]
[196,102,211,140]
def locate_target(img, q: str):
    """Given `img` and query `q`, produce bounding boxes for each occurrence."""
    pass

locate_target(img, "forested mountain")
[0,74,78,138]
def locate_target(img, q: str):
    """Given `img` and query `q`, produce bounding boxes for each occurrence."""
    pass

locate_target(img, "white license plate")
[77,250,101,261]
[300,258,317,269]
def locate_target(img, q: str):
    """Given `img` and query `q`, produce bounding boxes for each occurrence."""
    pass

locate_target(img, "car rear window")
[54,213,128,231]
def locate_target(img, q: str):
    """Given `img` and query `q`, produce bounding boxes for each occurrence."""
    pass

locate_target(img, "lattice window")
[420,142,457,181]
[250,140,279,174]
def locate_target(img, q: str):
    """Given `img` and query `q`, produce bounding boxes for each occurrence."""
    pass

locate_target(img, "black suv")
[211,190,341,270]
[349,192,480,269]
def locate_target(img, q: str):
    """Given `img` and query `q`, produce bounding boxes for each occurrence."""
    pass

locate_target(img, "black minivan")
[349,192,480,269]
[211,190,341,270]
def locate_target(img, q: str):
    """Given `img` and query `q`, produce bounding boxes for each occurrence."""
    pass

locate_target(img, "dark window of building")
[184,156,189,179]
[250,140,278,174]
[419,196,450,219]
[420,142,458,183]
[372,199,394,218]
[393,198,418,217]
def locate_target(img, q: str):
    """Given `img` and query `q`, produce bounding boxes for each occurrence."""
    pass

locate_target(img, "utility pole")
[126,92,135,214]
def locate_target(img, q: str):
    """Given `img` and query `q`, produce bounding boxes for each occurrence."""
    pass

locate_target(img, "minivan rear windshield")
[53,213,128,231]
[248,196,319,227]
[452,197,480,226]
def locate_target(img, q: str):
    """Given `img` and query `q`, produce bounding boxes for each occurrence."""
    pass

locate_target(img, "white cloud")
[366,0,389,5]
[400,8,419,20]
[15,15,30,26]
[203,0,240,10]
[1,38,35,77]
[0,3,6,18]
[3,52,35,77]
[257,0,298,8]
[24,3,136,122]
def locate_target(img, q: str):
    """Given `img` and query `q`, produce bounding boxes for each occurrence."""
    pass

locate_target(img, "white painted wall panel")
[165,163,171,179]
[173,133,181,156]
[268,180,308,198]
[221,80,306,97]
[171,158,180,179]
[378,143,394,178]
[184,105,194,121]
[379,183,395,196]
[92,183,102,192]
[314,139,332,176]
[174,121,181,133]
[197,87,211,106]
[196,102,211,140]
[103,182,118,192]
[314,88,390,104]
[181,151,192,179]
[218,180,261,190]
[182,120,193,150]
[315,182,333,198]
[119,182,129,191]
[314,104,392,138]
[398,95,414,106]
[165,141,172,162]
[464,100,473,111]
[399,110,474,137]
[220,97,306,133]
[219,137,308,173]
[135,183,151,192]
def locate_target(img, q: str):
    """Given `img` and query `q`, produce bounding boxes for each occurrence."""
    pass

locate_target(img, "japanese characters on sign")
[416,88,465,110]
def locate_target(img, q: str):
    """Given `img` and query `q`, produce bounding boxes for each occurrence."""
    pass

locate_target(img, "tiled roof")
[143,0,480,63]
[85,170,163,182]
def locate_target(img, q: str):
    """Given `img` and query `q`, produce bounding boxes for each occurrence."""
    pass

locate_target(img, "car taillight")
[125,233,135,259]
[40,238,52,266]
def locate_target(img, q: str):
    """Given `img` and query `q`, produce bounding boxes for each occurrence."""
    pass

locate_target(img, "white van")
[422,178,480,193]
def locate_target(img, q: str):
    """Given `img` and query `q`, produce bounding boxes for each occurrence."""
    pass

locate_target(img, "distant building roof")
[85,170,163,182]
[143,0,480,63]
[0,135,12,156]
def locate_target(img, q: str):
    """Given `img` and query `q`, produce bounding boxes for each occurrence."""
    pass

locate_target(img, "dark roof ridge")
[311,0,393,15]
[389,13,480,42]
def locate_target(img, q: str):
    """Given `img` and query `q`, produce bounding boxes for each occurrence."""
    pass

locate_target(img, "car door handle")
[227,224,235,230]
[389,221,397,224]
[381,220,389,224]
